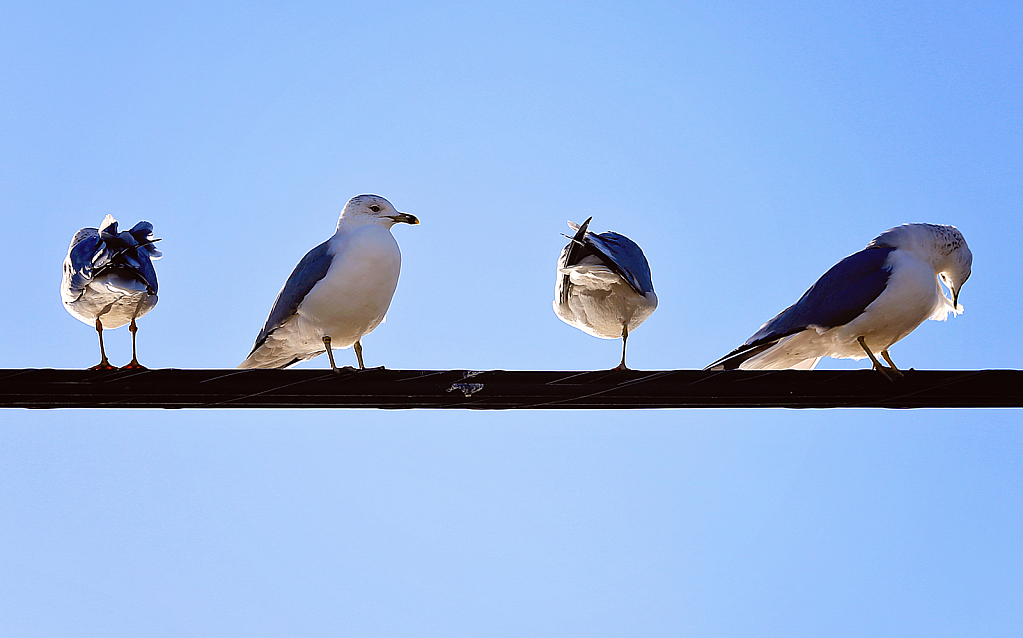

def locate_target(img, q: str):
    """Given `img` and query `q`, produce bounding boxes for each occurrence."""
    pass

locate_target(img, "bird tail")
[705,334,822,371]
[704,342,779,371]
[566,217,593,236]
[558,217,594,306]
[238,346,296,369]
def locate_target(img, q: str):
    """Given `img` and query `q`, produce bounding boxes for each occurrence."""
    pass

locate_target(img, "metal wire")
[1,368,1020,409]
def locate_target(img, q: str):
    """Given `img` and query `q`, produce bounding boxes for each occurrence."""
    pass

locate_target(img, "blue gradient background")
[2,2,1021,636]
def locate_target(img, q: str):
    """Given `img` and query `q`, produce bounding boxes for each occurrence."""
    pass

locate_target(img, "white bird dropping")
[239,194,419,371]
[554,217,658,370]
[706,223,972,379]
[61,215,162,369]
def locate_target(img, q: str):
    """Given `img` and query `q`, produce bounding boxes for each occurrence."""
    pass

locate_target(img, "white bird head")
[337,194,419,230]
[939,238,972,310]
[871,223,972,311]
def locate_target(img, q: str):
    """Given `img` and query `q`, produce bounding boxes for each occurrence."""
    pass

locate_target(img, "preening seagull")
[239,194,419,371]
[705,223,972,379]
[554,217,657,370]
[61,215,162,369]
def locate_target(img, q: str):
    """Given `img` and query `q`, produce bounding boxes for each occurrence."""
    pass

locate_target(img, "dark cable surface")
[1,368,1020,409]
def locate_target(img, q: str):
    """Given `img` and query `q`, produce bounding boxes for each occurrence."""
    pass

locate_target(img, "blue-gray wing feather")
[249,240,333,353]
[63,219,161,302]
[559,219,654,299]
[62,229,103,303]
[705,246,894,370]
[124,221,161,293]
[750,246,894,343]
[587,231,655,295]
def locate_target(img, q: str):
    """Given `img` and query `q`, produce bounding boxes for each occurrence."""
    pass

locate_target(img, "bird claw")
[876,366,904,383]
[88,361,117,371]
[120,360,148,371]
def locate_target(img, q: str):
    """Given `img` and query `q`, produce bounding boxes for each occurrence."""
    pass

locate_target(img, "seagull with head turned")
[705,223,972,380]
[239,194,419,371]
[554,217,657,370]
[61,215,162,370]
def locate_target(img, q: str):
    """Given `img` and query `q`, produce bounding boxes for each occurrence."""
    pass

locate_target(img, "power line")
[1,368,1020,409]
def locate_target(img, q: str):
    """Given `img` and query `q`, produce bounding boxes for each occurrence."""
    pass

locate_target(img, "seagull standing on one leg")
[554,217,658,371]
[705,223,972,379]
[61,215,162,370]
[239,194,419,371]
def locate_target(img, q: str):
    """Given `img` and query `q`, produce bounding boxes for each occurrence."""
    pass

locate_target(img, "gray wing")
[122,221,161,294]
[558,219,655,303]
[94,217,161,294]
[706,246,896,370]
[248,240,333,354]
[63,219,162,304]
[587,231,655,295]
[62,228,102,304]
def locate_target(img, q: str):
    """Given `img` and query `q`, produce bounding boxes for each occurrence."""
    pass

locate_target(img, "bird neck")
[874,224,959,274]
[336,215,394,233]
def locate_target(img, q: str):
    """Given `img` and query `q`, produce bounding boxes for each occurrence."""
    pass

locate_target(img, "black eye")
[369,205,381,212]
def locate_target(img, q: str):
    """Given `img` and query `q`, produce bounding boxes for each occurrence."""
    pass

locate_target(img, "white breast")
[290,224,402,349]
[826,249,943,358]
[555,258,657,340]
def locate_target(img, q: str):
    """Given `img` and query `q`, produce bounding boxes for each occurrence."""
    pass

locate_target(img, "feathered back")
[62,216,161,303]
[561,218,655,298]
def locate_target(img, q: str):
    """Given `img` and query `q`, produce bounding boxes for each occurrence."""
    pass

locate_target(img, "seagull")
[705,223,972,379]
[239,194,419,371]
[554,217,657,370]
[61,215,162,370]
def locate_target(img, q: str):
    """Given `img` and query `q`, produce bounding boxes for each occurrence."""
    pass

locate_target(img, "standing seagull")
[61,215,162,370]
[705,223,972,379]
[239,194,419,371]
[554,217,658,370]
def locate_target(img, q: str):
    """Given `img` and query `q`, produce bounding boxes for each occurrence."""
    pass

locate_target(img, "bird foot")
[120,360,148,371]
[610,363,631,371]
[876,366,904,383]
[88,361,117,371]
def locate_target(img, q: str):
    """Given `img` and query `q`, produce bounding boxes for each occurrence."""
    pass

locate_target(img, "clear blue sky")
[2,1,1022,636]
